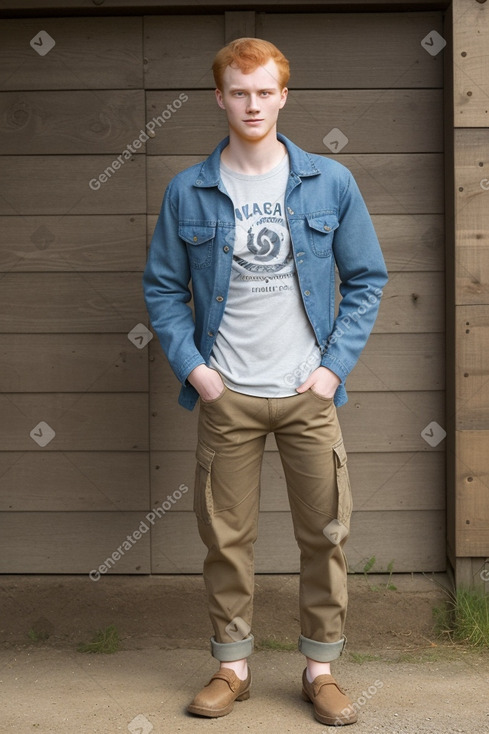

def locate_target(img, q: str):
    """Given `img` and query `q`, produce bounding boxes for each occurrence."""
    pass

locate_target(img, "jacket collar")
[193,132,321,188]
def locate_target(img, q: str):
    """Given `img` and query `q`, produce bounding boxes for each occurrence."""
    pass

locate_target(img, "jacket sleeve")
[142,180,206,384]
[320,170,389,382]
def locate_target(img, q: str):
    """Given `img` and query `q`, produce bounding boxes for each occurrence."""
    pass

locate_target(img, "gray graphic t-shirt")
[209,153,321,397]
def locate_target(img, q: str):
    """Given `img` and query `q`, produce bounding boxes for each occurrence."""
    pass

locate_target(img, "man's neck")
[220,130,286,176]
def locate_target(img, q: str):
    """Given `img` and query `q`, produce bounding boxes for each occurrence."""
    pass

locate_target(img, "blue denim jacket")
[143,133,388,411]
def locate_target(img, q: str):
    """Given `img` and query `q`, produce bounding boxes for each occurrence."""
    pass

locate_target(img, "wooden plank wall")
[451,0,489,590]
[0,17,151,573]
[0,9,447,576]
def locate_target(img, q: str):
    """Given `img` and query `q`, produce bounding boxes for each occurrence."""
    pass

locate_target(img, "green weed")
[434,588,489,648]
[77,624,121,654]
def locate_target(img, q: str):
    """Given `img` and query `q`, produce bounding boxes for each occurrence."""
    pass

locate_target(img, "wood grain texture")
[147,154,444,215]
[0,18,142,91]
[453,0,489,127]
[149,346,198,452]
[349,333,444,391]
[0,393,148,451]
[280,90,443,154]
[335,391,445,453]
[151,510,446,573]
[0,215,146,273]
[0,334,148,392]
[455,556,489,591]
[454,129,489,306]
[0,156,146,216]
[455,305,489,430]
[143,15,223,89]
[0,0,449,9]
[256,12,444,89]
[0,274,146,332]
[146,90,443,155]
[0,91,145,155]
[0,512,150,573]
[0,452,150,511]
[455,430,489,557]
[372,214,444,272]
[374,271,444,334]
[150,450,445,513]
[452,1,489,571]
[224,10,255,44]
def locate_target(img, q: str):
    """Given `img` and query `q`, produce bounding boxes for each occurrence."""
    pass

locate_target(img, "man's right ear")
[215,88,226,109]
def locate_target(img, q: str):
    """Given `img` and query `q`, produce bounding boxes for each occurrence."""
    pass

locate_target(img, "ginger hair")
[212,37,290,90]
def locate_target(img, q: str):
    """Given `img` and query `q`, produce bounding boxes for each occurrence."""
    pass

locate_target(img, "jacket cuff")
[180,355,206,385]
[320,354,350,382]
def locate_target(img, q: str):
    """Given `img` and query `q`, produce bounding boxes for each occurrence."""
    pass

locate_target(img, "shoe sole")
[187,689,250,718]
[301,689,358,726]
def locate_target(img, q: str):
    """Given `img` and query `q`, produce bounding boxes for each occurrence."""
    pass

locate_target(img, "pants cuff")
[210,634,254,661]
[298,634,346,662]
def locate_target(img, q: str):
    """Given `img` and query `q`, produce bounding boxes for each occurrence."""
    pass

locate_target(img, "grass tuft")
[77,624,121,654]
[434,588,489,648]
[256,636,296,651]
[348,652,382,664]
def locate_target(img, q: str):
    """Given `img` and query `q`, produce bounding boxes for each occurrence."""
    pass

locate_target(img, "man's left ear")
[280,87,288,109]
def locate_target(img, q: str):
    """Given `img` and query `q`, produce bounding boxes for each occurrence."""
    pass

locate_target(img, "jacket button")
[324,225,331,231]
[304,290,310,296]
[208,331,214,337]
[216,296,224,302]
[288,207,294,214]
[193,236,198,242]
[223,245,230,252]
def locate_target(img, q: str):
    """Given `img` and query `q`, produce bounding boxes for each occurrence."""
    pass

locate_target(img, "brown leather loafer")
[187,668,251,718]
[301,669,358,726]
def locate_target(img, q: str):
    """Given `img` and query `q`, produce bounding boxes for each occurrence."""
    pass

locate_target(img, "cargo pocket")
[333,439,353,528]
[194,440,215,525]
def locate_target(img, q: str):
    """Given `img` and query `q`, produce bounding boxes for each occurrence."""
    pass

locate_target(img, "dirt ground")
[1,573,489,733]
[0,572,452,654]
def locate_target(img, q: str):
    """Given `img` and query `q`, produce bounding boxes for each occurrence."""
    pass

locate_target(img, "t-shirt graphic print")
[209,153,321,397]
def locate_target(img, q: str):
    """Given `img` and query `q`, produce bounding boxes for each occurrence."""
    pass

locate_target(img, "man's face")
[215,58,288,144]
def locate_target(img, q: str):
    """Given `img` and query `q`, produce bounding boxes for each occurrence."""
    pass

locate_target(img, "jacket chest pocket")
[305,213,339,257]
[179,222,216,269]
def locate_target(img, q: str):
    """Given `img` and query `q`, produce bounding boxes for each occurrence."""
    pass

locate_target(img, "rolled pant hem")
[298,634,346,662]
[210,634,254,661]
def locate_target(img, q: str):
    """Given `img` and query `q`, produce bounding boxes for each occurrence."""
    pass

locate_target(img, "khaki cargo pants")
[193,383,353,663]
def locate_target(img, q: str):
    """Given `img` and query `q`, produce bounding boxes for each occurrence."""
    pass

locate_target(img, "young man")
[143,38,388,726]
